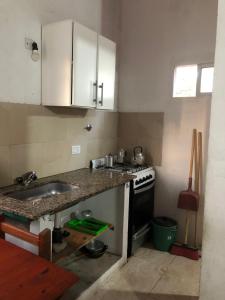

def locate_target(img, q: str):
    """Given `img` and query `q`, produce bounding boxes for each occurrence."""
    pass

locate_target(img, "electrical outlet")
[72,145,81,155]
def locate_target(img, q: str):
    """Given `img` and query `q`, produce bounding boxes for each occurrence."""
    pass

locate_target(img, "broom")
[177,129,199,212]
[171,129,200,260]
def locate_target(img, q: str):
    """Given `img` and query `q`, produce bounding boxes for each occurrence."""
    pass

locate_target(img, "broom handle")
[194,131,199,193]
[195,132,203,248]
[189,129,197,179]
[184,211,190,245]
[185,129,197,244]
[194,131,199,248]
[198,132,203,195]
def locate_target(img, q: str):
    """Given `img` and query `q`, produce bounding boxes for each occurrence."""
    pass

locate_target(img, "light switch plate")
[72,145,81,155]
[25,37,33,50]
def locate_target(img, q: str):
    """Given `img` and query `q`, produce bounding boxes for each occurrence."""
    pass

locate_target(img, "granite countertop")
[0,168,134,220]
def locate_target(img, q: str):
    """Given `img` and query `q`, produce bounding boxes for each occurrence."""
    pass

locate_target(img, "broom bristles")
[171,244,199,260]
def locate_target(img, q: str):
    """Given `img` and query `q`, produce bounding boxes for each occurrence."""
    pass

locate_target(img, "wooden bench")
[0,216,79,299]
[0,216,52,260]
[0,239,79,300]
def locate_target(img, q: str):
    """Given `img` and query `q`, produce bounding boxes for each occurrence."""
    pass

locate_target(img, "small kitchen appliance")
[131,146,145,166]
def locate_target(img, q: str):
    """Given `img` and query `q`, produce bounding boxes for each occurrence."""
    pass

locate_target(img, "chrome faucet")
[16,171,38,186]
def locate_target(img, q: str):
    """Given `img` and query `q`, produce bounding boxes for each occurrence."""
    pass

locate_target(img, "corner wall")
[200,0,225,298]
[118,0,218,243]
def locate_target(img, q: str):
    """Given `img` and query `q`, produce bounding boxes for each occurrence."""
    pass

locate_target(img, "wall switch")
[25,38,33,50]
[72,145,81,155]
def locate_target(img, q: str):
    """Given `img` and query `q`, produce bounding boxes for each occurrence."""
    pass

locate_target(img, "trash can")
[152,217,177,252]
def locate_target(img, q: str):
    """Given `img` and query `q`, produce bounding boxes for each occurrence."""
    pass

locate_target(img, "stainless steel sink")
[6,181,78,201]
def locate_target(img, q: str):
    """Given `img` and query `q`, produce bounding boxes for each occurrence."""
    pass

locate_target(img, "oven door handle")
[134,182,155,195]
[133,226,151,241]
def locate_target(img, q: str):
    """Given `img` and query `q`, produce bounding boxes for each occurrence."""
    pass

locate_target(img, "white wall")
[0,0,41,104]
[200,1,225,298]
[0,0,118,104]
[118,0,217,243]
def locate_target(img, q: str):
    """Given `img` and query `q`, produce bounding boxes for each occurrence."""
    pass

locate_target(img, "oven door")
[128,180,155,256]
[132,180,155,232]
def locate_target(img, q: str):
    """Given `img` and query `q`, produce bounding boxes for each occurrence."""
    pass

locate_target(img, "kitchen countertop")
[0,168,134,220]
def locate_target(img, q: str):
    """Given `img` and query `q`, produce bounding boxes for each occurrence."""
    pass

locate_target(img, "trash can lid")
[153,217,177,227]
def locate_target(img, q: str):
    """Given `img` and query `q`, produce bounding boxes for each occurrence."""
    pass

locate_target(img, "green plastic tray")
[66,218,109,236]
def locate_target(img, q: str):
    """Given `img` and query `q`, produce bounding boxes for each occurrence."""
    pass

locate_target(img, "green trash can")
[152,217,177,252]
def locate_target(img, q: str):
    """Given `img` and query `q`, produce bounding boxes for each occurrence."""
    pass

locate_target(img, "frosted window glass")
[200,67,214,93]
[173,65,198,98]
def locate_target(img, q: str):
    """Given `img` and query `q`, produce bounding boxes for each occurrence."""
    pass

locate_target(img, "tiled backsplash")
[0,104,164,187]
[0,103,118,187]
[118,112,164,166]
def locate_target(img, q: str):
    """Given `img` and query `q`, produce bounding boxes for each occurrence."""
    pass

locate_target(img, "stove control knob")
[135,180,139,185]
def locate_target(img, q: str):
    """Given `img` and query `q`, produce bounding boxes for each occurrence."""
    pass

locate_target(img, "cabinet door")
[72,23,98,108]
[97,36,116,110]
[42,20,73,106]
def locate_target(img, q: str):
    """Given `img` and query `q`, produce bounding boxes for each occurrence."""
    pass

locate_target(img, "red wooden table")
[0,239,79,300]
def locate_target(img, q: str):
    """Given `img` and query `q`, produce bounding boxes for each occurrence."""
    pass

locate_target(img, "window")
[173,64,214,98]
[173,65,198,98]
[200,67,214,94]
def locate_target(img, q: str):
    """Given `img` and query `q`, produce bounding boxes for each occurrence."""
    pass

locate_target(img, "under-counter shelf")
[64,222,113,251]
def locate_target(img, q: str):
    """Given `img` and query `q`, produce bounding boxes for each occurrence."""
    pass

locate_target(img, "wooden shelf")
[64,222,113,251]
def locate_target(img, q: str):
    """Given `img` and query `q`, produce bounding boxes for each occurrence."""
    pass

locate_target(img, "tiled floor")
[81,246,201,300]
[58,252,120,300]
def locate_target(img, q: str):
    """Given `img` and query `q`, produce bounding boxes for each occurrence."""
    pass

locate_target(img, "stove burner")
[108,164,149,174]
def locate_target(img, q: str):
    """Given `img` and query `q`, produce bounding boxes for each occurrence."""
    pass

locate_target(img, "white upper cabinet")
[42,20,73,106]
[72,23,97,108]
[97,36,116,110]
[42,20,116,110]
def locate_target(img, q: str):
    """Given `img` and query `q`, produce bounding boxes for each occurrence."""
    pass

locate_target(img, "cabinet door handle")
[93,81,97,104]
[98,83,104,106]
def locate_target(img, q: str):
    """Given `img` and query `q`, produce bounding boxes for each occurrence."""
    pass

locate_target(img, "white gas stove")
[91,159,155,189]
[90,158,155,257]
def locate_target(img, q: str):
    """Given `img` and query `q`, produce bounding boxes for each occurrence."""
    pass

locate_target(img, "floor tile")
[59,252,119,300]
[79,247,200,300]
[152,256,201,296]
[134,246,154,258]
[150,295,198,300]
[82,290,198,300]
[101,251,175,294]
[83,289,158,300]
[134,247,175,264]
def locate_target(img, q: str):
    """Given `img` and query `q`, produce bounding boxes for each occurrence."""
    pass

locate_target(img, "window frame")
[172,62,214,99]
[197,63,214,96]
